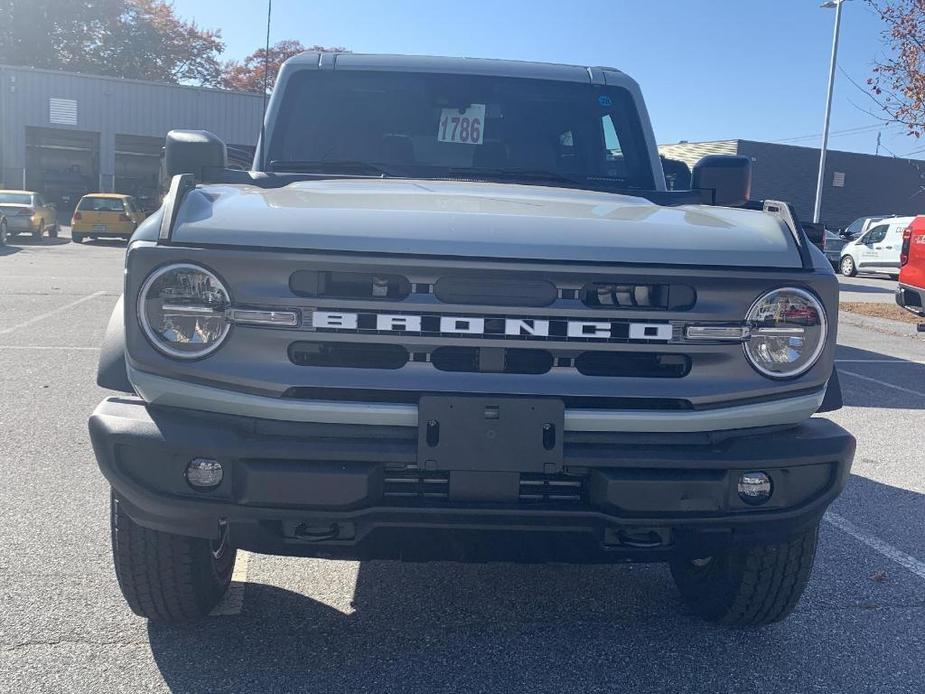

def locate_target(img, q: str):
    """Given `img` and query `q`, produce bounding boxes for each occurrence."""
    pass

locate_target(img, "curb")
[839,309,923,338]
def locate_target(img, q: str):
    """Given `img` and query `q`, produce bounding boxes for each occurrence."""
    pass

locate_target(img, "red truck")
[896,216,925,316]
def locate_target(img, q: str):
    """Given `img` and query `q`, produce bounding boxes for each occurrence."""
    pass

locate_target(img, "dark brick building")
[658,139,925,228]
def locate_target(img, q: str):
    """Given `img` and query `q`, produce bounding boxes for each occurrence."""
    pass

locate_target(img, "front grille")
[382,471,585,506]
[434,276,557,306]
[289,342,409,369]
[383,471,450,499]
[519,474,584,503]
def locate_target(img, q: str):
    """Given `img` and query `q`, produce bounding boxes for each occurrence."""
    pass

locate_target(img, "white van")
[839,216,914,278]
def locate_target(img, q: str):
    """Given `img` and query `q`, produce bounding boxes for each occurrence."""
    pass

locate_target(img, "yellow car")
[0,189,59,240]
[71,194,146,243]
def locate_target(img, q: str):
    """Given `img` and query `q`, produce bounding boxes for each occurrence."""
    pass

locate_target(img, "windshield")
[78,197,125,212]
[267,71,655,191]
[0,192,33,205]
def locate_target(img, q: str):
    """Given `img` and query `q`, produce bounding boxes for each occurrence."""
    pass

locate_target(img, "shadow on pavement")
[146,475,924,693]
[836,345,925,410]
[11,236,70,247]
[0,244,22,256]
[837,282,895,295]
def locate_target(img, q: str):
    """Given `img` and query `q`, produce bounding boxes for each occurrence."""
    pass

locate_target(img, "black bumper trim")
[89,397,855,561]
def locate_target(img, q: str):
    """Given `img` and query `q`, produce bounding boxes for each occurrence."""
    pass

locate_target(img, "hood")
[171,179,803,268]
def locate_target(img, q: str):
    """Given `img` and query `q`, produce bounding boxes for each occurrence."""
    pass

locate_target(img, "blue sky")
[173,0,923,159]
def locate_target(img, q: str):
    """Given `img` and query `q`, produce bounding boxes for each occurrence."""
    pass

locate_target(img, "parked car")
[896,215,925,316]
[0,189,59,240]
[824,230,847,267]
[90,52,854,627]
[838,216,914,278]
[841,214,895,242]
[71,193,147,243]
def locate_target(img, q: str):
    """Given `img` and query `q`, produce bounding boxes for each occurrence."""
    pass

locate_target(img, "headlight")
[138,263,231,358]
[744,287,827,378]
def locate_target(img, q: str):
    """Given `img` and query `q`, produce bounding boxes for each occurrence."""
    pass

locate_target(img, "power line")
[771,123,883,144]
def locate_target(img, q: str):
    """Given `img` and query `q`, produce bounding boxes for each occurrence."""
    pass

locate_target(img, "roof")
[79,193,132,199]
[0,189,36,194]
[286,52,630,85]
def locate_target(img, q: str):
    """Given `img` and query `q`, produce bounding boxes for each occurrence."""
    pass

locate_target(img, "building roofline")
[659,138,925,163]
[0,63,264,99]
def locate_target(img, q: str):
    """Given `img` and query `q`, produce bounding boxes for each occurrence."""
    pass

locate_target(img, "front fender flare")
[97,295,134,393]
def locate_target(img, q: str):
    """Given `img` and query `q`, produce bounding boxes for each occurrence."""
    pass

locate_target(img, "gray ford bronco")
[89,53,855,625]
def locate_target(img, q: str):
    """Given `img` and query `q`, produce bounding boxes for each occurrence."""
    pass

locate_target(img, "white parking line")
[838,368,925,398]
[836,359,925,365]
[0,291,108,336]
[825,512,925,581]
[209,550,251,616]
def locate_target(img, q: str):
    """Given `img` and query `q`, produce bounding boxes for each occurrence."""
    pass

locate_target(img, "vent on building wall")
[832,171,846,188]
[49,98,77,126]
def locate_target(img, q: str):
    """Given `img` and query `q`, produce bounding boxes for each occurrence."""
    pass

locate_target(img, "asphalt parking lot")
[0,230,923,693]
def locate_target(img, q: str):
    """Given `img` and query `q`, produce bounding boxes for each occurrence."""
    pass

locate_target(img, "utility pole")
[813,0,846,224]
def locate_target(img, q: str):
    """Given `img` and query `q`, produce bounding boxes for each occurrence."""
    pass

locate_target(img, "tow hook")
[605,527,671,548]
[289,521,354,542]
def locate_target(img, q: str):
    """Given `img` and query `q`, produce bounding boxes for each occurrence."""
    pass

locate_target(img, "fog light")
[186,458,223,490]
[738,471,772,505]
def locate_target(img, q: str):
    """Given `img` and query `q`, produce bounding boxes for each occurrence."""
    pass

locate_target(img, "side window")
[865,225,887,244]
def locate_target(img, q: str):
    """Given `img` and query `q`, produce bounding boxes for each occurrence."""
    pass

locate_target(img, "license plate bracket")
[418,396,564,473]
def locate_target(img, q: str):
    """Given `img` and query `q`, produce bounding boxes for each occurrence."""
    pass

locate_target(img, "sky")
[172,0,924,159]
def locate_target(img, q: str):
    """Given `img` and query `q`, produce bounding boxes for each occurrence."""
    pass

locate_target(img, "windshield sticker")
[597,95,613,107]
[437,104,485,145]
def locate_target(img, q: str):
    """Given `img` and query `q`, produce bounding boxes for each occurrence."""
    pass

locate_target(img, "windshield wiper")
[267,160,394,177]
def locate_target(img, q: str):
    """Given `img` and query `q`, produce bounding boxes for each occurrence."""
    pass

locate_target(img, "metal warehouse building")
[0,65,263,212]
[659,139,925,228]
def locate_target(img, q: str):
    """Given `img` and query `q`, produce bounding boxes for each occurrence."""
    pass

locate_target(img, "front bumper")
[89,397,855,562]
[896,283,925,315]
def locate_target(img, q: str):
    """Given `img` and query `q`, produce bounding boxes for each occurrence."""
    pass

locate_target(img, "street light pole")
[813,0,846,223]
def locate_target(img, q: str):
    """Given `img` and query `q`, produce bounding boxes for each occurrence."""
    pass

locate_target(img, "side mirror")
[692,155,752,207]
[165,130,227,181]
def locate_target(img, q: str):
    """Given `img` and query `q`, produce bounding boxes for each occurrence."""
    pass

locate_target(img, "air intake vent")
[574,352,691,378]
[519,475,583,503]
[289,342,409,369]
[581,283,695,310]
[430,347,553,374]
[383,472,450,499]
[434,276,557,306]
[290,270,411,300]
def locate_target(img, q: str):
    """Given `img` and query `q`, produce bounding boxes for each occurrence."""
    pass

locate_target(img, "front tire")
[71,233,84,244]
[840,255,857,277]
[670,525,818,626]
[49,221,58,238]
[110,493,236,622]
[0,220,7,246]
[33,220,44,241]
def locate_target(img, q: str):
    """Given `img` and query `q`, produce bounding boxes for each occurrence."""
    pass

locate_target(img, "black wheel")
[0,220,7,246]
[49,221,59,238]
[670,524,818,626]
[110,492,236,622]
[33,220,44,240]
[840,255,857,277]
[71,233,84,244]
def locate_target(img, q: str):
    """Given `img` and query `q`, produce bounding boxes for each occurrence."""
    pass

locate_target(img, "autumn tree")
[220,40,348,93]
[868,0,925,136]
[0,0,224,85]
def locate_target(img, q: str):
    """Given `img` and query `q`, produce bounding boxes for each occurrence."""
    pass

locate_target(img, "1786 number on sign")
[437,104,485,145]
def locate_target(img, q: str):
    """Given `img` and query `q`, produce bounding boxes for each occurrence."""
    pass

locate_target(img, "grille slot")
[383,471,450,499]
[431,347,553,374]
[575,352,691,378]
[434,276,557,307]
[290,270,411,300]
[580,283,695,310]
[519,475,583,503]
[289,342,409,369]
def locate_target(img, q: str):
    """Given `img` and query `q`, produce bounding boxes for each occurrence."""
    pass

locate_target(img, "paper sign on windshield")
[437,104,485,145]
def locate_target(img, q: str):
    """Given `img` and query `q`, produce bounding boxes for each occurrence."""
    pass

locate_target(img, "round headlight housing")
[138,263,231,359]
[744,287,827,378]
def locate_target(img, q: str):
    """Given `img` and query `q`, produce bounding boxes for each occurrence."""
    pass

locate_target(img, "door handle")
[884,246,893,249]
